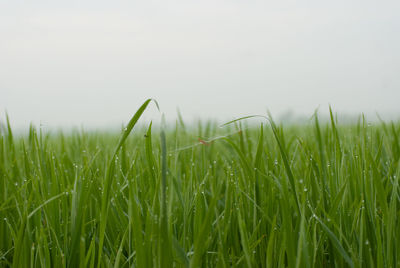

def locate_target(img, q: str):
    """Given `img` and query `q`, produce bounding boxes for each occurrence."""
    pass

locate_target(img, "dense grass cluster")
[1,100,399,267]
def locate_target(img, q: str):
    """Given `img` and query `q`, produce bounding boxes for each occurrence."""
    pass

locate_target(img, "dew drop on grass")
[303,188,308,192]
[213,160,217,164]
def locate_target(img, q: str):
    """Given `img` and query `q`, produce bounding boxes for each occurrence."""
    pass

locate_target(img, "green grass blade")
[97,98,156,267]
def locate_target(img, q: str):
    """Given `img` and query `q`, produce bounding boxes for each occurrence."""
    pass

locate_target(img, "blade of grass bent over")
[97,99,157,267]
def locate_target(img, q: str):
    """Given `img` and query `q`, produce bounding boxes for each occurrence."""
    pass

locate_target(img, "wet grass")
[0,100,399,267]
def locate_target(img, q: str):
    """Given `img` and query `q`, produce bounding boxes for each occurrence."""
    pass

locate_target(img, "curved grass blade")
[97,98,157,267]
[220,115,267,127]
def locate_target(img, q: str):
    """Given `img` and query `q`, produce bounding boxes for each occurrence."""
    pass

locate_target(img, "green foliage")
[0,104,399,267]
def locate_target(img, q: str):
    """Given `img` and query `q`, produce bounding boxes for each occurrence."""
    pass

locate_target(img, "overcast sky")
[1,0,400,127]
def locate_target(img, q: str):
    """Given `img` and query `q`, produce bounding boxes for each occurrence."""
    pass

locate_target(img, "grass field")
[1,99,399,267]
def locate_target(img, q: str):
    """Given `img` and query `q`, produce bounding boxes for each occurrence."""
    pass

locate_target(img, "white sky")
[1,0,400,127]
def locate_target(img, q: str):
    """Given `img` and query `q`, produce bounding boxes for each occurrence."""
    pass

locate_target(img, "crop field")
[0,99,399,267]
